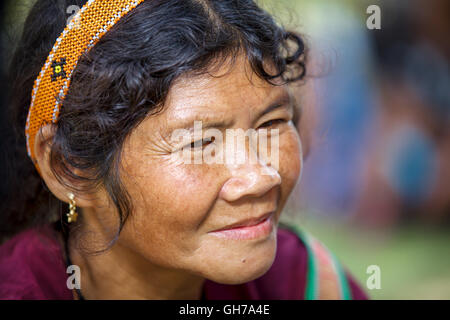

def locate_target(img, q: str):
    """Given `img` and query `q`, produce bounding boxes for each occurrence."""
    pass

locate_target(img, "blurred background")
[1,0,449,299]
[265,0,450,299]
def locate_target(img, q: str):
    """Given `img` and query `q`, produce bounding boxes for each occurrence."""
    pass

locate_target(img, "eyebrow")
[166,90,294,135]
[256,90,293,120]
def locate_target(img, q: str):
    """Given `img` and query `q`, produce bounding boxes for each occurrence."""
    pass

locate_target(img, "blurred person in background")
[286,0,376,219]
[354,0,450,227]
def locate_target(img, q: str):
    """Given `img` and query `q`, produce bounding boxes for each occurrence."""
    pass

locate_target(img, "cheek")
[278,128,302,199]
[121,158,222,255]
[154,165,220,227]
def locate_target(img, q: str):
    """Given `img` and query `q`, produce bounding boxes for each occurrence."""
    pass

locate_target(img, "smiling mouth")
[208,212,275,240]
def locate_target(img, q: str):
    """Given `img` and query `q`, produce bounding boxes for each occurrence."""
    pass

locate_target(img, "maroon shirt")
[0,224,368,299]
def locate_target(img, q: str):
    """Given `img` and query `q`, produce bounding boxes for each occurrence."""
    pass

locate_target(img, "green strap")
[331,249,352,300]
[279,222,352,300]
[298,229,319,300]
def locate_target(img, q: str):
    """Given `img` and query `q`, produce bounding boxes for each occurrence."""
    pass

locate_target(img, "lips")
[210,212,274,232]
[208,211,275,240]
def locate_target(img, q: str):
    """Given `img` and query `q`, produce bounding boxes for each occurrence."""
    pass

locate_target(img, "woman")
[0,0,367,299]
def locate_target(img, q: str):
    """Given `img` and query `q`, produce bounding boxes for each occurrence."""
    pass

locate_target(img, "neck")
[66,217,205,300]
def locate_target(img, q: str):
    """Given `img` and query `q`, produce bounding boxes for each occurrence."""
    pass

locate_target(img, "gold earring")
[67,193,78,223]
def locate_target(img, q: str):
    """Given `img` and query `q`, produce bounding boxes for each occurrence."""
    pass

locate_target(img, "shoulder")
[0,225,72,299]
[204,225,368,299]
[275,226,368,299]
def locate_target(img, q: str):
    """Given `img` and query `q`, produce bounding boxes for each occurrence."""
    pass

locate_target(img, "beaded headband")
[25,0,145,172]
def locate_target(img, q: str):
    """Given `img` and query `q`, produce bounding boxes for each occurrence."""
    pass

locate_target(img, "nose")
[219,151,281,202]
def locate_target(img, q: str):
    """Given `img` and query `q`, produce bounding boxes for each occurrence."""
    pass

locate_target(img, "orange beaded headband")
[25,0,145,172]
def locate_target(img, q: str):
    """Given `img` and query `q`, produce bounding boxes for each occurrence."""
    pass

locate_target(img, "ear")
[33,124,97,207]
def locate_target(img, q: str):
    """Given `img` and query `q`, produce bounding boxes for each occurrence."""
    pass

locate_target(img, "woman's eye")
[188,136,215,149]
[259,119,286,128]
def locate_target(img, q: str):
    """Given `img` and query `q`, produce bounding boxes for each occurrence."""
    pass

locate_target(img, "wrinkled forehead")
[163,56,289,120]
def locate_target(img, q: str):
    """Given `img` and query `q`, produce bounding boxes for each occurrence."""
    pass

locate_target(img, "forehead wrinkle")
[153,55,291,135]
[160,84,292,138]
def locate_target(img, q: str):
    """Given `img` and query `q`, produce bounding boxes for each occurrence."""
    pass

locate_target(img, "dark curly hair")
[2,0,306,250]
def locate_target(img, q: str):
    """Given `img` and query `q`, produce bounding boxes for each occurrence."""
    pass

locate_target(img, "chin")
[202,232,278,285]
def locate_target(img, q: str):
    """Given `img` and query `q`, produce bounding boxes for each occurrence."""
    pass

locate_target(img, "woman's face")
[109,56,302,284]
